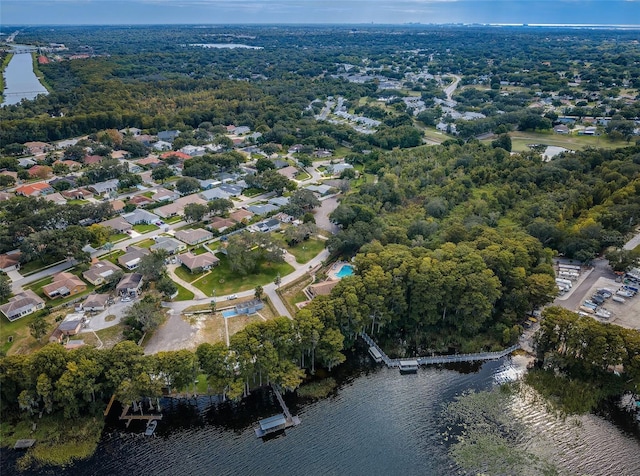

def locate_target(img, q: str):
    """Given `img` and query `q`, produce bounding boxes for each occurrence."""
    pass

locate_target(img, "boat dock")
[360,332,520,371]
[255,384,301,438]
[119,404,163,428]
[14,439,36,449]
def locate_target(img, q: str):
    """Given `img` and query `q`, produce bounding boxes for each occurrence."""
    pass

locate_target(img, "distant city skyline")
[2,0,640,27]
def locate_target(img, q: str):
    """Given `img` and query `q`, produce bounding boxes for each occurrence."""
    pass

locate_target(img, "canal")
[2,45,48,107]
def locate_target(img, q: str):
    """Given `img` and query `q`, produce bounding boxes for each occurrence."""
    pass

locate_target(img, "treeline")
[320,228,555,353]
[0,314,344,421]
[331,142,640,264]
[528,306,640,413]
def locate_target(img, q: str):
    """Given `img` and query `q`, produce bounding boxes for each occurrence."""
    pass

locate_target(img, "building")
[56,313,86,337]
[157,130,181,143]
[208,217,235,232]
[61,188,93,200]
[150,237,186,255]
[175,228,213,246]
[153,188,180,202]
[178,251,219,273]
[255,218,281,233]
[307,280,339,298]
[116,273,144,296]
[246,203,279,216]
[0,290,45,321]
[110,199,126,213]
[136,156,162,167]
[235,299,264,315]
[83,260,121,286]
[27,165,53,179]
[42,272,87,299]
[118,246,150,270]
[268,196,289,207]
[277,165,299,180]
[89,179,119,196]
[122,209,159,225]
[100,216,133,234]
[128,194,154,207]
[200,188,231,201]
[0,251,22,272]
[553,124,570,134]
[229,209,253,223]
[305,184,333,196]
[154,195,207,218]
[328,163,354,175]
[81,293,110,312]
[15,182,53,197]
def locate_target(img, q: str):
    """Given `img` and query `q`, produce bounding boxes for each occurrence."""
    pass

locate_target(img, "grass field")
[165,216,183,224]
[19,256,64,276]
[173,265,203,283]
[271,233,325,264]
[193,255,294,296]
[173,282,195,301]
[504,131,631,152]
[132,223,159,234]
[133,238,155,248]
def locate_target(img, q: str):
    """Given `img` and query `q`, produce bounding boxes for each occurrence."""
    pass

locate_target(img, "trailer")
[556,278,573,288]
[579,306,595,314]
[558,264,581,271]
[612,296,626,304]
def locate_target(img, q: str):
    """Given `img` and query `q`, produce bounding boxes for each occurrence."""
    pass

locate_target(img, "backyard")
[192,255,294,295]
[271,233,326,264]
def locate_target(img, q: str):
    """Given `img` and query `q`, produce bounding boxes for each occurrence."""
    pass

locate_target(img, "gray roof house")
[118,246,150,270]
[200,188,232,201]
[174,228,213,246]
[198,179,222,190]
[123,209,159,225]
[256,219,281,233]
[268,196,290,207]
[89,179,120,195]
[116,273,144,296]
[328,163,354,175]
[100,216,133,233]
[247,203,279,216]
[150,237,186,255]
[81,293,110,312]
[157,130,181,143]
[0,289,46,321]
[305,184,333,196]
[219,183,244,196]
[152,140,172,151]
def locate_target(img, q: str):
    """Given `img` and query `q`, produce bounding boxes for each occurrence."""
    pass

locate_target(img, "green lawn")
[503,131,631,152]
[174,264,204,283]
[133,238,156,248]
[165,216,183,224]
[24,273,95,307]
[173,282,195,301]
[296,171,311,181]
[66,199,89,206]
[100,249,125,266]
[0,313,40,354]
[242,187,263,197]
[193,255,294,296]
[271,233,325,264]
[108,233,128,243]
[133,223,159,233]
[192,246,208,255]
[19,257,64,276]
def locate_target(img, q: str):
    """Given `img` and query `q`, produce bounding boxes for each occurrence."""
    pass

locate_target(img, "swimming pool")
[222,309,238,318]
[336,264,354,279]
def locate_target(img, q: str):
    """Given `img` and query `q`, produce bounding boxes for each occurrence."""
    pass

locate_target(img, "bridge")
[360,332,520,369]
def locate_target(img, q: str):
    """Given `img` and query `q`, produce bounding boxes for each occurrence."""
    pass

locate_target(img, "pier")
[360,332,520,369]
[119,404,163,428]
[255,384,301,438]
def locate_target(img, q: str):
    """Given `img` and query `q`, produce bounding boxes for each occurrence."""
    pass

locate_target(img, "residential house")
[81,293,110,312]
[219,183,244,196]
[277,165,298,180]
[118,246,150,270]
[268,196,289,207]
[83,260,121,286]
[154,194,207,218]
[0,289,45,321]
[54,160,82,171]
[255,218,281,233]
[110,199,126,213]
[150,237,186,255]
[0,170,18,183]
[198,179,221,189]
[0,251,21,272]
[27,164,53,179]
[100,216,133,234]
[23,141,51,156]
[153,188,179,202]
[42,272,87,299]
[272,159,289,169]
[18,157,37,168]
[328,163,354,175]
[56,313,86,337]
[178,251,220,273]
[235,299,264,315]
[229,208,253,223]
[89,179,119,196]
[273,212,295,224]
[160,151,191,162]
[180,145,206,157]
[200,188,232,201]
[55,138,80,149]
[158,130,181,143]
[313,149,333,158]
[0,192,14,201]
[305,184,333,196]
[136,156,162,168]
[307,280,339,298]
[42,192,67,205]
[246,203,279,216]
[152,140,172,151]
[119,127,142,136]
[175,228,213,246]
[232,126,251,135]
[50,176,78,189]
[288,144,305,154]
[116,273,144,296]
[61,188,93,200]
[208,217,235,232]
[83,155,103,166]
[122,209,159,225]
[136,134,156,147]
[15,182,53,197]
[128,195,154,207]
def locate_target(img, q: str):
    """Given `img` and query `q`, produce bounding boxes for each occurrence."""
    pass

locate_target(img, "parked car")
[227,294,238,300]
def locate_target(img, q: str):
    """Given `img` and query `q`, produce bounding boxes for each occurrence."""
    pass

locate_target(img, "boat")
[145,419,158,436]
[368,346,383,363]
[399,360,419,374]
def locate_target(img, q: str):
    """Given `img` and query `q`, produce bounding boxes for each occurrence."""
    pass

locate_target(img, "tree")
[175,177,201,195]
[255,157,276,173]
[207,198,233,216]
[274,273,281,287]
[491,134,512,152]
[289,189,320,212]
[123,295,165,340]
[0,175,16,188]
[605,248,639,273]
[0,273,12,302]
[184,203,208,222]
[254,285,264,301]
[29,314,49,341]
[138,250,168,282]
[157,276,178,298]
[151,165,173,183]
[226,231,284,275]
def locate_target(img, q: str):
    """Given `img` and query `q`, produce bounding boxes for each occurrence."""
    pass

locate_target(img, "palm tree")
[254,285,264,301]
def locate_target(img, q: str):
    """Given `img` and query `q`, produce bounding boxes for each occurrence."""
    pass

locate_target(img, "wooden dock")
[255,384,301,438]
[360,332,520,369]
[119,404,163,428]
[14,439,36,449]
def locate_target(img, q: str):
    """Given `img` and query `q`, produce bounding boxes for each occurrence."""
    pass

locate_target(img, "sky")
[2,0,640,26]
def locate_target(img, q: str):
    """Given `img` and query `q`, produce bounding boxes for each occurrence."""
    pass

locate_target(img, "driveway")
[84,299,136,331]
[143,308,199,354]
[314,195,340,234]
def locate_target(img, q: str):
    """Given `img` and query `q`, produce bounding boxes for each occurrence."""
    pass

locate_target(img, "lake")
[2,46,49,107]
[2,351,639,475]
